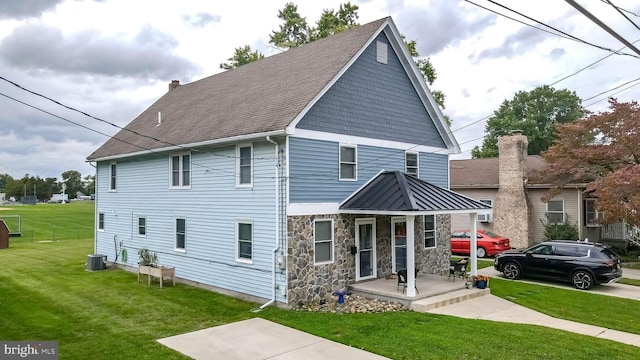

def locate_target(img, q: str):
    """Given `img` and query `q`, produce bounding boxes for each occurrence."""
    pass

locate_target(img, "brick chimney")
[168,80,180,91]
[493,131,531,248]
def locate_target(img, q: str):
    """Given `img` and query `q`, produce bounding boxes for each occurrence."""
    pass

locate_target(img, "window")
[175,217,186,251]
[546,199,564,224]
[109,162,117,191]
[478,199,493,222]
[98,212,104,231]
[237,221,253,261]
[170,153,191,188]
[137,217,146,236]
[237,145,252,186]
[585,199,600,227]
[339,145,357,180]
[314,219,334,264]
[406,152,419,176]
[424,215,436,248]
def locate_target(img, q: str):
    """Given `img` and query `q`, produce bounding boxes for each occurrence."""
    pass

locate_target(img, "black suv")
[494,240,622,290]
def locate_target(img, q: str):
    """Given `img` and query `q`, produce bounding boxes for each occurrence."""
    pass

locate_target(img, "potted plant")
[473,274,489,289]
[138,248,158,267]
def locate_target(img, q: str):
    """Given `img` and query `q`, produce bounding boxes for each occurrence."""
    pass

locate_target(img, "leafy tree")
[269,2,310,49]
[472,85,584,158]
[0,173,13,192]
[538,99,640,225]
[219,45,265,70]
[309,2,359,41]
[83,175,95,195]
[61,170,83,199]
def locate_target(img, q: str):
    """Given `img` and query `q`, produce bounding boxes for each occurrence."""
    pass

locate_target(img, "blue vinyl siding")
[289,137,449,203]
[296,33,446,148]
[95,141,284,302]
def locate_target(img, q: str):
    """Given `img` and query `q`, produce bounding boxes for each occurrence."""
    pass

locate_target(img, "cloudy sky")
[1,0,639,179]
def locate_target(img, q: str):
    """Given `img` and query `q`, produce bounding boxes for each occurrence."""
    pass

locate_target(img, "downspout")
[576,186,583,240]
[90,162,97,254]
[256,135,280,310]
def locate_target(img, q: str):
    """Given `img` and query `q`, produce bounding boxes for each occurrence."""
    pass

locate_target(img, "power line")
[476,0,640,59]
[565,0,640,57]
[582,76,640,102]
[583,79,640,107]
[605,0,640,31]
[601,0,640,18]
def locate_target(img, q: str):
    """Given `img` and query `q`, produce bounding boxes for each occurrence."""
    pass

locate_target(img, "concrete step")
[409,288,491,312]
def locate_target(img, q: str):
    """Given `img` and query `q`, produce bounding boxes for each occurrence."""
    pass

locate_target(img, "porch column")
[406,214,416,297]
[469,212,478,276]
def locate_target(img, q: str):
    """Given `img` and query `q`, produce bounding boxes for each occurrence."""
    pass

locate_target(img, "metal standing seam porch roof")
[339,171,492,215]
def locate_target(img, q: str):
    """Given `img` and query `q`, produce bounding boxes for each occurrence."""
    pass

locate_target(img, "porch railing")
[601,221,640,247]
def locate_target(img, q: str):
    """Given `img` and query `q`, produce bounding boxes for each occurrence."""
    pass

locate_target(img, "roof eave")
[87,129,287,162]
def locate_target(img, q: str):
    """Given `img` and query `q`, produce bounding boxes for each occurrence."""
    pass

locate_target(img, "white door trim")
[355,218,376,281]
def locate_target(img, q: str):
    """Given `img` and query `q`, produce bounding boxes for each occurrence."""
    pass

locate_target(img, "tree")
[219,45,265,70]
[61,170,83,199]
[538,99,640,225]
[83,175,95,195]
[472,85,584,158]
[269,2,310,49]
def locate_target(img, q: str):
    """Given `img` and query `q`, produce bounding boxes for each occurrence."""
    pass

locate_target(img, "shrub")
[541,215,579,241]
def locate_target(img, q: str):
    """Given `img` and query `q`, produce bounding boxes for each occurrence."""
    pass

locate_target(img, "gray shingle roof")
[87,18,389,161]
[339,171,492,214]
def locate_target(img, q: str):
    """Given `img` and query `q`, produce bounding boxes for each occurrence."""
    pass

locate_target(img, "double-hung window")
[175,217,186,251]
[585,199,600,226]
[314,219,334,264]
[170,153,191,188]
[137,217,146,236]
[109,162,117,191]
[406,152,419,176]
[546,199,564,224]
[237,145,252,187]
[424,215,436,248]
[98,212,104,231]
[237,220,253,262]
[339,145,357,181]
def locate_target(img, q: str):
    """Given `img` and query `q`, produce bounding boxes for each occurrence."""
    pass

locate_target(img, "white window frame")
[546,199,565,224]
[314,219,334,264]
[585,198,600,227]
[175,217,186,252]
[97,212,104,231]
[137,216,146,237]
[236,144,253,188]
[169,153,191,189]
[236,220,253,263]
[109,162,117,191]
[339,144,357,181]
[405,151,419,177]
[424,214,436,249]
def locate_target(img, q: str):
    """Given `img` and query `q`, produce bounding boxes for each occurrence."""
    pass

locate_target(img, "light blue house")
[87,17,490,307]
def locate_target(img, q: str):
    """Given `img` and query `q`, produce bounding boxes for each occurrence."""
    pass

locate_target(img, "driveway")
[479,267,640,300]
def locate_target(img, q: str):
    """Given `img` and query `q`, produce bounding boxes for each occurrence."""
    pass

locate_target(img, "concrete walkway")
[157,317,389,360]
[424,265,640,348]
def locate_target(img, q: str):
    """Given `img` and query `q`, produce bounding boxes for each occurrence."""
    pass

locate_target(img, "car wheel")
[477,247,487,258]
[502,262,520,280]
[572,270,594,290]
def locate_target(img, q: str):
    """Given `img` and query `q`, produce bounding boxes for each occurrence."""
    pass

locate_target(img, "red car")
[450,230,511,258]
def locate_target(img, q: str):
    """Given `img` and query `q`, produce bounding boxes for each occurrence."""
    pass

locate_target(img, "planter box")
[138,265,175,288]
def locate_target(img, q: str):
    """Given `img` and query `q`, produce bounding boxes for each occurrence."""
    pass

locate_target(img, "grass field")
[1,204,639,359]
[0,201,94,241]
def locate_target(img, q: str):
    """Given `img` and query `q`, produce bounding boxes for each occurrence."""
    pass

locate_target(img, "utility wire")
[583,79,640,107]
[581,76,640,102]
[601,0,640,18]
[605,0,640,31]
[474,0,640,59]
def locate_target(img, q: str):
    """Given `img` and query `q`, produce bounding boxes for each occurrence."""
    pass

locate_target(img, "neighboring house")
[87,17,490,307]
[450,133,629,249]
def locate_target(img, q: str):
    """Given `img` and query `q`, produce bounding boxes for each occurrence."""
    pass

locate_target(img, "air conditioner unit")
[87,254,107,271]
[478,214,492,223]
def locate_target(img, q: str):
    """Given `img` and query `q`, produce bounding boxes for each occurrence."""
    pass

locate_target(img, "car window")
[576,246,589,257]
[530,244,554,255]
[598,248,618,260]
[554,245,579,257]
[484,231,500,238]
[451,232,465,238]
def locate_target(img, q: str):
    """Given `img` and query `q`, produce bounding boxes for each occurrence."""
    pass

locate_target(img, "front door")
[356,218,376,281]
[392,218,407,272]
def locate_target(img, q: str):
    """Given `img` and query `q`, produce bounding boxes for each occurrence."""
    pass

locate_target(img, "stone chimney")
[493,131,531,248]
[168,80,180,91]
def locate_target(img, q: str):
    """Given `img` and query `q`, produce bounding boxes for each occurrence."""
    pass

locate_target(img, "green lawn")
[451,255,494,270]
[619,278,640,286]
[1,205,639,359]
[0,202,94,241]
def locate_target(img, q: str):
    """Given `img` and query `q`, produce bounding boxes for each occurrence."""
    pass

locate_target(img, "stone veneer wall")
[287,214,356,306]
[287,213,452,306]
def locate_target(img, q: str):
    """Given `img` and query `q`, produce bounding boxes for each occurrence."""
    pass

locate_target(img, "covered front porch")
[340,171,493,299]
[349,273,490,309]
